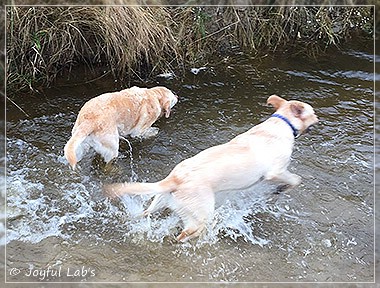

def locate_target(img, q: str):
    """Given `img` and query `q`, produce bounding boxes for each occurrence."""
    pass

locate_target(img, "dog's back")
[64,87,178,169]
[64,92,124,169]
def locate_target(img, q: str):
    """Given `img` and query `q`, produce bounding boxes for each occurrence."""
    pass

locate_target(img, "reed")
[6,4,374,92]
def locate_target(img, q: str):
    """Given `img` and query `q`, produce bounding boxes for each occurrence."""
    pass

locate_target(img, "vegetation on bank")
[6,5,374,93]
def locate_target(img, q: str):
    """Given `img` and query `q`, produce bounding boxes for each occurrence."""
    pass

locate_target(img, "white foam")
[6,162,298,246]
[6,117,301,246]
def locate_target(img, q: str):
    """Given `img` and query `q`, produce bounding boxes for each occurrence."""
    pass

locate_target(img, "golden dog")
[64,86,178,170]
[104,95,318,242]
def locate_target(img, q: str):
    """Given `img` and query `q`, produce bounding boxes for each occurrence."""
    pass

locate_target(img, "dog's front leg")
[266,170,301,193]
[141,127,159,138]
[131,127,159,139]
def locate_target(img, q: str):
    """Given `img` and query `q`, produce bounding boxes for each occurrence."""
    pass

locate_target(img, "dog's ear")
[159,94,171,118]
[164,100,171,118]
[267,95,287,110]
[290,102,304,118]
[154,87,171,118]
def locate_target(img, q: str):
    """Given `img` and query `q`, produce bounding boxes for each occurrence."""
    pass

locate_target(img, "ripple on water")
[5,46,374,281]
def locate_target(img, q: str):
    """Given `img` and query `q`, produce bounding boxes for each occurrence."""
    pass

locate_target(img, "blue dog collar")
[271,113,299,138]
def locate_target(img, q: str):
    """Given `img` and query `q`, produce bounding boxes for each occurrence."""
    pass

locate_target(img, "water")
[4,43,374,283]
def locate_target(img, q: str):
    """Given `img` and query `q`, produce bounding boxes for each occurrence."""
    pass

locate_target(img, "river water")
[4,42,375,284]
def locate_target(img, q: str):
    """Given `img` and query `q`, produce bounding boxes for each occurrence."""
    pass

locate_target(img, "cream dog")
[64,86,178,170]
[104,95,318,242]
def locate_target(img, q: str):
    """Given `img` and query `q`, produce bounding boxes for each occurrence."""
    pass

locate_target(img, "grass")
[5,4,374,93]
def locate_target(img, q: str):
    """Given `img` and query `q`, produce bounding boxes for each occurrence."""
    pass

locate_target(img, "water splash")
[119,136,138,182]
[6,133,294,246]
[2,115,327,248]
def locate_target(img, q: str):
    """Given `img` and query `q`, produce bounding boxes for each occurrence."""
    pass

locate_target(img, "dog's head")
[150,86,178,118]
[267,95,318,135]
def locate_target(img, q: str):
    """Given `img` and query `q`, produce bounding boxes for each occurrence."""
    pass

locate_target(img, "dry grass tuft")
[6,7,183,90]
[6,5,374,92]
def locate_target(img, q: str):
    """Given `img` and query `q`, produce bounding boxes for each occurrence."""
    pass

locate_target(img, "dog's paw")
[275,184,291,194]
[142,127,159,138]
[177,231,190,242]
[142,210,151,217]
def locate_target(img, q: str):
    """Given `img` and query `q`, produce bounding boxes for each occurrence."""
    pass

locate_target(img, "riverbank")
[6,5,374,93]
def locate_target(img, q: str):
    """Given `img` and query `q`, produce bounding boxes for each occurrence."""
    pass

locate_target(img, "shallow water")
[4,43,374,283]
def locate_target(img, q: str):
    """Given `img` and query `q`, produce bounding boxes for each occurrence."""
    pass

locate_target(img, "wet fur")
[104,95,318,242]
[64,86,178,169]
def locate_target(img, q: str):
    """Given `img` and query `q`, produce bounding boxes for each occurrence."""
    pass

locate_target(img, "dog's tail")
[103,178,176,199]
[64,123,93,170]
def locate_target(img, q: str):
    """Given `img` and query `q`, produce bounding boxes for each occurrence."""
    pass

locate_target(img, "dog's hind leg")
[93,130,119,165]
[143,194,167,216]
[172,187,215,242]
